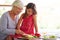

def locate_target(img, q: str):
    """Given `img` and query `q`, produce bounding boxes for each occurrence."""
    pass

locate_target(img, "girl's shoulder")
[21,13,24,17]
[20,13,25,19]
[32,14,37,18]
[21,13,25,16]
[32,14,37,20]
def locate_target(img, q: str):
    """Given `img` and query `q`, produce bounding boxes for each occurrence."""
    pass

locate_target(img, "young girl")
[15,3,39,38]
[7,3,39,40]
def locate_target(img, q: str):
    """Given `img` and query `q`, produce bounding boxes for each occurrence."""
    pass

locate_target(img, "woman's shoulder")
[1,11,9,17]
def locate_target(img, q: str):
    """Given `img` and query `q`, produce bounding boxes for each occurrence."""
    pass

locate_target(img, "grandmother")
[0,0,25,40]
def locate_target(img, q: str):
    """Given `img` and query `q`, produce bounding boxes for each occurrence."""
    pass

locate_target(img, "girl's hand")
[35,33,41,38]
[22,33,28,37]
[35,32,38,34]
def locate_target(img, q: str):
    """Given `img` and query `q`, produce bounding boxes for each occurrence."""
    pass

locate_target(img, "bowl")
[43,38,56,40]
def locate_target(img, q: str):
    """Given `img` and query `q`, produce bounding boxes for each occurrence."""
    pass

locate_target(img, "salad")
[23,33,41,40]
[43,35,57,40]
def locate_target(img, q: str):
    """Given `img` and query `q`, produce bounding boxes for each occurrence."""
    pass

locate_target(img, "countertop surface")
[14,38,60,40]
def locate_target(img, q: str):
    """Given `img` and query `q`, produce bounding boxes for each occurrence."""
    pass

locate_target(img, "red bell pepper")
[35,33,41,37]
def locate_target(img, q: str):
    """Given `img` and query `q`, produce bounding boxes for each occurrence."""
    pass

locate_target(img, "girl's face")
[27,8,33,16]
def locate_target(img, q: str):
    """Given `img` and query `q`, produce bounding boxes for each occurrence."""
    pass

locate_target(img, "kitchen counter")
[14,38,60,40]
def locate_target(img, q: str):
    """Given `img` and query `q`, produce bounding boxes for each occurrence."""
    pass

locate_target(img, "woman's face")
[13,6,23,15]
[27,8,33,16]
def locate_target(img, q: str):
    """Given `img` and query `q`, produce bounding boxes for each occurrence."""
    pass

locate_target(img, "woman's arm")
[0,14,15,35]
[0,13,25,35]
[33,15,38,34]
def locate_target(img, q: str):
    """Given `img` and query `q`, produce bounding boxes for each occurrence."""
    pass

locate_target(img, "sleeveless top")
[14,15,35,38]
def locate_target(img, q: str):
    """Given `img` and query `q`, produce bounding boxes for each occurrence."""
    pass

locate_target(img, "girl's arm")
[16,14,27,35]
[33,15,38,34]
[16,14,23,29]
